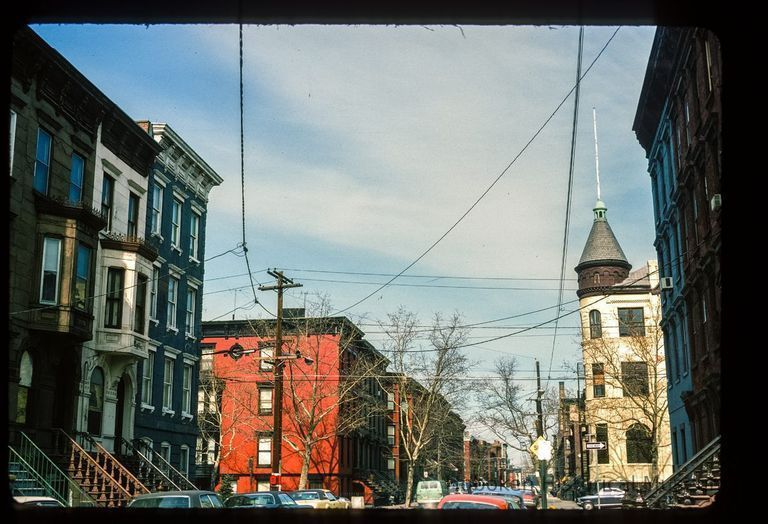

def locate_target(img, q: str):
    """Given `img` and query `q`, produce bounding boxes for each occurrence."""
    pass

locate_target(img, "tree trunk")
[298,444,312,490]
[405,462,416,507]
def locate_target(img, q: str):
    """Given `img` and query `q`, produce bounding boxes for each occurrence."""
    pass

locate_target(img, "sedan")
[437,494,508,510]
[289,489,347,509]
[127,490,223,508]
[576,493,624,510]
[225,491,310,509]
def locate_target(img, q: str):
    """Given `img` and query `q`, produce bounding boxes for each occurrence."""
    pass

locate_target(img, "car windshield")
[324,492,337,500]
[130,496,190,508]
[248,494,275,506]
[292,492,320,500]
[278,494,297,505]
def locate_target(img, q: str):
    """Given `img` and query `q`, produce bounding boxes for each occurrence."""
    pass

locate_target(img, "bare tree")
[581,302,671,485]
[474,357,560,468]
[381,308,473,506]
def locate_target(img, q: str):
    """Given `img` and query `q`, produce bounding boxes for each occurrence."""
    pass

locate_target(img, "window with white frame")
[171,199,182,248]
[127,192,140,237]
[39,236,62,305]
[160,442,171,473]
[179,445,189,478]
[134,274,148,334]
[259,386,273,415]
[150,266,159,319]
[69,153,85,203]
[74,243,92,311]
[34,128,52,194]
[151,184,163,235]
[101,175,114,231]
[259,342,274,371]
[167,276,179,329]
[186,286,197,337]
[189,212,200,260]
[104,268,125,328]
[142,351,154,405]
[257,434,272,466]
[163,357,174,410]
[182,363,193,414]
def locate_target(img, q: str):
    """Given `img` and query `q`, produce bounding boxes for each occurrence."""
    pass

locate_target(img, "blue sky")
[29,23,657,438]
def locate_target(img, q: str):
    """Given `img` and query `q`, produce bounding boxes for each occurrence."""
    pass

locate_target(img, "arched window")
[589,310,602,338]
[626,424,653,463]
[88,367,105,435]
[16,351,33,423]
[592,272,600,284]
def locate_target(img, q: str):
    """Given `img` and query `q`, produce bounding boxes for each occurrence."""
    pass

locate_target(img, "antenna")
[592,107,601,201]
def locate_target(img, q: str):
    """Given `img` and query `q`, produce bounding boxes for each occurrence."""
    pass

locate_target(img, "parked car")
[13,496,65,507]
[576,493,624,510]
[597,487,626,497]
[415,480,449,508]
[288,489,347,509]
[437,493,508,510]
[225,491,311,509]
[469,487,525,509]
[336,496,351,509]
[517,489,539,509]
[127,490,224,508]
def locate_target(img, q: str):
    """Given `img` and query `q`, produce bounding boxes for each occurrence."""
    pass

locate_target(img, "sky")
[28,23,658,446]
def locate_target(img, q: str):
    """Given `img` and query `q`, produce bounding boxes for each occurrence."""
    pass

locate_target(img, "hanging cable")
[546,26,584,387]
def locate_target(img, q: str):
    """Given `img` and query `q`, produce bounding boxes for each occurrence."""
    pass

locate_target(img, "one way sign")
[586,441,607,450]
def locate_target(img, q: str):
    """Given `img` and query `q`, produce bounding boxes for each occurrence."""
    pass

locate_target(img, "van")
[415,480,448,508]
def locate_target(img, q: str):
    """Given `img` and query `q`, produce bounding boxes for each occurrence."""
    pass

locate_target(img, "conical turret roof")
[576,200,630,270]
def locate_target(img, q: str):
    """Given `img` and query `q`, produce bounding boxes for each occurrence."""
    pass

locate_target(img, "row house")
[199,312,391,503]
[575,198,673,490]
[133,121,222,480]
[9,27,161,454]
[633,27,722,462]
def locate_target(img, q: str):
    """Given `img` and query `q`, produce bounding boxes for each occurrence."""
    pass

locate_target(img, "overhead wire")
[331,26,623,317]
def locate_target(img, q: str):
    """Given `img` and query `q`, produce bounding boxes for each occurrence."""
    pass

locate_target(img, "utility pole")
[259,270,302,491]
[535,360,549,510]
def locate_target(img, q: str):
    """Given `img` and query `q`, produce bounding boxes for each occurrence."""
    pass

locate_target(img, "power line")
[297,276,578,292]
[332,27,622,316]
[275,267,576,282]
[547,25,584,388]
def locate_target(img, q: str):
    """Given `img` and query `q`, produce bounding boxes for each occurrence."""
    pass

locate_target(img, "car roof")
[13,496,63,504]
[440,494,508,508]
[132,490,218,498]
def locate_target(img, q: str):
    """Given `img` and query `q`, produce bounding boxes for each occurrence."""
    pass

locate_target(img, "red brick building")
[200,313,390,503]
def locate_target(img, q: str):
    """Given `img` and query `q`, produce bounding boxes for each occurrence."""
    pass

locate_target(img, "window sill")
[151,232,164,242]
[140,403,156,414]
[189,257,200,265]
[185,333,197,341]
[162,408,175,417]
[150,317,159,326]
[167,326,179,334]
[171,245,183,255]
[181,412,194,422]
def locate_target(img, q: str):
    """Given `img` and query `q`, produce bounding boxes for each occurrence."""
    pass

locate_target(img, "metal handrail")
[53,428,137,507]
[642,435,721,508]
[76,432,149,495]
[9,446,65,504]
[14,432,97,507]
[118,437,181,491]
[132,438,197,491]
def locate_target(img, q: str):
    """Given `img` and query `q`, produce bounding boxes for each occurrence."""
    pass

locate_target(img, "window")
[189,212,200,260]
[16,351,33,424]
[9,110,17,175]
[626,424,653,463]
[39,237,62,305]
[151,184,163,235]
[186,287,197,337]
[163,357,174,410]
[149,266,159,319]
[142,352,154,405]
[618,307,645,336]
[171,199,182,248]
[34,128,52,194]
[592,363,605,398]
[73,243,92,311]
[182,363,193,414]
[160,442,171,473]
[134,274,148,334]
[257,434,272,466]
[387,424,396,445]
[167,276,179,329]
[179,445,189,478]
[69,153,85,203]
[589,310,602,338]
[621,361,649,397]
[388,457,395,471]
[259,386,273,415]
[104,268,125,328]
[595,424,609,464]
[592,272,600,285]
[387,391,395,411]
[259,342,274,371]
[704,39,713,92]
[127,193,140,237]
[101,175,114,231]
[88,367,104,435]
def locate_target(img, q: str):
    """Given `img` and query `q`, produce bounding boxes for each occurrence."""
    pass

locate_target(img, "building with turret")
[575,198,673,489]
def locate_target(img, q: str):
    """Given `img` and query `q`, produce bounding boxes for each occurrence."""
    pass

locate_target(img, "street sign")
[586,441,607,450]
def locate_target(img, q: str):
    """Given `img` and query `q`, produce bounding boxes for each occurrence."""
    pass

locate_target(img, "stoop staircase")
[116,437,196,492]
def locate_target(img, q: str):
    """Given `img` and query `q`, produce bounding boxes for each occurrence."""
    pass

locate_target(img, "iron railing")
[12,432,97,507]
[117,438,181,492]
[132,438,197,491]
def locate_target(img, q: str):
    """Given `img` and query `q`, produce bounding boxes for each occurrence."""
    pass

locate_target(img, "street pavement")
[542,496,581,510]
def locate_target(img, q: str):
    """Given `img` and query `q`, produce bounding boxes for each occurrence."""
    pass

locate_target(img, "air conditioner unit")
[710,193,722,211]
[660,277,673,290]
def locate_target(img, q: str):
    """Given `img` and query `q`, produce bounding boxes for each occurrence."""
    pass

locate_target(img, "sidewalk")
[542,496,581,510]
